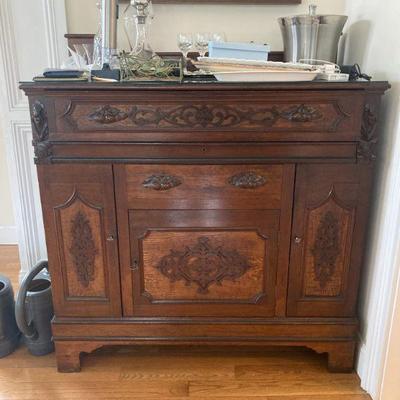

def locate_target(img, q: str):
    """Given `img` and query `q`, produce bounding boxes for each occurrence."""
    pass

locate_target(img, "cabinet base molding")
[53,318,358,373]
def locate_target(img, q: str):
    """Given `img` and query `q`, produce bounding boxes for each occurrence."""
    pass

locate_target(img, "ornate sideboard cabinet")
[21,80,389,372]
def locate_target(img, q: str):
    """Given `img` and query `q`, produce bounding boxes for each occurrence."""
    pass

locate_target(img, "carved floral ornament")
[87,103,324,129]
[229,172,267,189]
[156,236,252,294]
[69,211,98,287]
[142,174,182,191]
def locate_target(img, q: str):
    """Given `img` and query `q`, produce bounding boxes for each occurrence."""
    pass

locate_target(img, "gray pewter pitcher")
[0,275,20,357]
[15,261,54,356]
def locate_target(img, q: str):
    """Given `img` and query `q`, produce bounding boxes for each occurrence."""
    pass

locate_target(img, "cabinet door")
[38,165,121,317]
[115,164,294,318]
[287,164,372,317]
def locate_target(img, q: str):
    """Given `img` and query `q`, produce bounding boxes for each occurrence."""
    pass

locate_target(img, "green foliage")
[119,51,176,80]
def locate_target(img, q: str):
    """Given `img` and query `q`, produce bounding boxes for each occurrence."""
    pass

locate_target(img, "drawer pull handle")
[143,174,182,191]
[229,172,267,189]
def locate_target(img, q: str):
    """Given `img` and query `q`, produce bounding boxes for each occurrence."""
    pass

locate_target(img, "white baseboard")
[0,226,18,244]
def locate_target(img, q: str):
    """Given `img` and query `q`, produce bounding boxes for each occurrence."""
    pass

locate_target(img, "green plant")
[119,51,176,80]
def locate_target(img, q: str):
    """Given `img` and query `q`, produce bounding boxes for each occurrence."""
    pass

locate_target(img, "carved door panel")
[37,165,121,317]
[115,164,295,318]
[287,164,372,317]
[124,209,280,317]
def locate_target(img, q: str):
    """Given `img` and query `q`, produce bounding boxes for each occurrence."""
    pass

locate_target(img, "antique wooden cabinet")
[21,80,389,372]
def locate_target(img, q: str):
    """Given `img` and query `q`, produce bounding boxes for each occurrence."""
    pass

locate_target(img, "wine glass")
[211,32,227,43]
[195,32,211,58]
[177,33,193,73]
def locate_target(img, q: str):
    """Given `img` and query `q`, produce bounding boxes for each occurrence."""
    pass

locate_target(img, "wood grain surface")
[0,246,370,400]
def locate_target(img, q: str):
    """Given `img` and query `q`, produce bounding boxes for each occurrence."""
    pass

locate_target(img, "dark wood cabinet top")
[20,80,390,94]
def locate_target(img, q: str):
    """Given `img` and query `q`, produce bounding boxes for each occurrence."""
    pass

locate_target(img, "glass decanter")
[93,1,103,68]
[124,0,155,60]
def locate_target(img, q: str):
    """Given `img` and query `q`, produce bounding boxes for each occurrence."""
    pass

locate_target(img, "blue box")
[208,41,270,61]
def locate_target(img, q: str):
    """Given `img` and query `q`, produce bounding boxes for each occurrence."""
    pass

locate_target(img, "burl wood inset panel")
[303,195,355,297]
[124,164,284,210]
[57,195,107,298]
[142,231,265,302]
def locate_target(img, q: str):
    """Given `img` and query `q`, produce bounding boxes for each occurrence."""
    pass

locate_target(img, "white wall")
[0,127,16,244]
[65,0,346,51]
[343,1,400,399]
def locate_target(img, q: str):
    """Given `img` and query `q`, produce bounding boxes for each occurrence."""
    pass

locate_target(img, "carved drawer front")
[121,165,285,210]
[53,92,363,142]
[37,165,121,317]
[287,164,371,317]
[122,209,280,317]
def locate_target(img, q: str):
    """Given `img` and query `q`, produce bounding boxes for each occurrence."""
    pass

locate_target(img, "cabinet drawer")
[52,91,364,142]
[119,164,286,210]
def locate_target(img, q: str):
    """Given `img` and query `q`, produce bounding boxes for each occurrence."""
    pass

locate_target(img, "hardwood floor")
[0,245,370,400]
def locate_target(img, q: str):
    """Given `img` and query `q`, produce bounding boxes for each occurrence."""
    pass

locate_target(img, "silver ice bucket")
[279,5,348,63]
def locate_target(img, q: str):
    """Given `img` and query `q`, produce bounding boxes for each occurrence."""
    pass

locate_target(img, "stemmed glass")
[195,32,211,58]
[177,33,193,74]
[211,32,226,43]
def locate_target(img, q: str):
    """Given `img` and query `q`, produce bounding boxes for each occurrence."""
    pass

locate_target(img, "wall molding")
[42,0,65,68]
[0,226,18,245]
[5,122,48,276]
[0,0,28,111]
[356,99,400,399]
[0,0,67,278]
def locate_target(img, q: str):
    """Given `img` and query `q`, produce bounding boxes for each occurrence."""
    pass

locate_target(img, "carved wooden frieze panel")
[303,191,355,297]
[31,101,52,164]
[87,104,323,129]
[60,99,355,134]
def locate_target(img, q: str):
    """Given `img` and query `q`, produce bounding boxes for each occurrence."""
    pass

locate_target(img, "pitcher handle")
[15,261,49,340]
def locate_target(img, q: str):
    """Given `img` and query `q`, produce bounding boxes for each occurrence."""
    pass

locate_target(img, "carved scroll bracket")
[31,101,52,164]
[358,103,379,162]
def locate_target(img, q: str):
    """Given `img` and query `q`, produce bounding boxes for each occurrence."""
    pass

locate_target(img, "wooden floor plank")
[0,245,371,400]
[188,379,365,397]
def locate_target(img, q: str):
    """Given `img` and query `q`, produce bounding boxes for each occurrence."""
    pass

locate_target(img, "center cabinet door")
[115,164,294,317]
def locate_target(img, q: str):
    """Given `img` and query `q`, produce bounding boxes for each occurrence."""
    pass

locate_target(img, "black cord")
[349,64,372,81]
